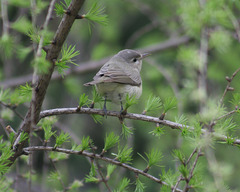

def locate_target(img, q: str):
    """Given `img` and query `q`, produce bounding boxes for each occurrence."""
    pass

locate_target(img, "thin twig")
[90,144,112,192]
[172,148,198,192]
[0,101,24,120]
[0,118,9,136]
[172,176,183,192]
[31,0,56,124]
[187,149,201,181]
[46,151,66,190]
[39,107,240,145]
[214,109,237,121]
[219,67,240,105]
[35,0,56,59]
[24,146,183,192]
[95,160,112,192]
[186,148,197,165]
[182,148,202,192]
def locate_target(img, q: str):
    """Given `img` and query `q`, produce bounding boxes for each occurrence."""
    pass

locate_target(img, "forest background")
[0,0,240,191]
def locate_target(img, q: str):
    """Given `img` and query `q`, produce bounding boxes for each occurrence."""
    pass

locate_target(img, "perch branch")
[39,107,240,145]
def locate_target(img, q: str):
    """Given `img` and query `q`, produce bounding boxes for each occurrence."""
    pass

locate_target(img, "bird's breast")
[96,83,142,103]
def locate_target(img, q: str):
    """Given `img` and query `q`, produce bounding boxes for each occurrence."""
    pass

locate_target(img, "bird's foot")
[119,109,127,123]
[103,107,108,118]
[103,96,107,118]
[90,102,95,108]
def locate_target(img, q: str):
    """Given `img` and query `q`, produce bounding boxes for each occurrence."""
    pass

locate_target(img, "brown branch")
[137,36,190,54]
[0,118,9,136]
[95,159,112,192]
[23,146,183,192]
[90,143,112,192]
[0,36,190,88]
[39,107,240,145]
[172,176,183,192]
[8,0,86,167]
[172,148,198,192]
[182,149,202,192]
[46,151,66,190]
[186,148,197,165]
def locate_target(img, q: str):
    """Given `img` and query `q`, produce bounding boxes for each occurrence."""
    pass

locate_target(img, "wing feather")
[94,61,141,86]
[84,60,141,86]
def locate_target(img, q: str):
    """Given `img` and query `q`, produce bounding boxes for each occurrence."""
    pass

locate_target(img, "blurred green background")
[1,0,240,191]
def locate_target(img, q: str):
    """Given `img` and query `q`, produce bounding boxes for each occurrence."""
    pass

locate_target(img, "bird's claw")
[119,109,127,123]
[103,107,108,118]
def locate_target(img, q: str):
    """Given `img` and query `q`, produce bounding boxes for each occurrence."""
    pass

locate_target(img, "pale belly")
[96,82,142,103]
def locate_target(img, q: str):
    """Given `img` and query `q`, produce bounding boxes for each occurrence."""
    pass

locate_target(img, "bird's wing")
[90,61,142,86]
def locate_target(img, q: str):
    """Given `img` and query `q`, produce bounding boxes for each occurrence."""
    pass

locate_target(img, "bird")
[84,49,150,116]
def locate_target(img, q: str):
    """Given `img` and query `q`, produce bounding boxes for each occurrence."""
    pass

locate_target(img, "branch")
[183,149,202,192]
[0,36,190,88]
[219,67,240,105]
[23,146,183,192]
[94,157,112,192]
[172,176,183,192]
[39,107,240,145]
[0,101,24,120]
[8,0,86,166]
[137,36,190,54]
[172,148,198,192]
[214,109,237,121]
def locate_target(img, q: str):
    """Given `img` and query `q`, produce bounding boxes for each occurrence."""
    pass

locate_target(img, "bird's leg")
[119,94,123,113]
[119,94,127,115]
[103,95,107,117]
[119,94,124,122]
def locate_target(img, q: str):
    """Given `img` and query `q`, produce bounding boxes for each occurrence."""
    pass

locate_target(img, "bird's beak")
[141,52,151,59]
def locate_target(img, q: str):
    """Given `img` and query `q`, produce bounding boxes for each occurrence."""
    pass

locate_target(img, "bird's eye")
[133,58,137,62]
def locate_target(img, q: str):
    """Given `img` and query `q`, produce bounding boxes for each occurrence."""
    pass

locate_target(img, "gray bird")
[84,49,150,115]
